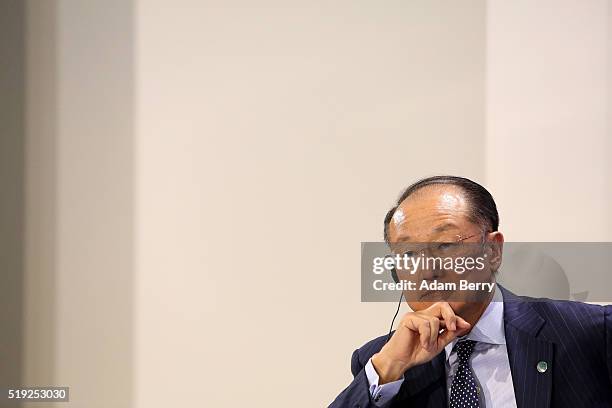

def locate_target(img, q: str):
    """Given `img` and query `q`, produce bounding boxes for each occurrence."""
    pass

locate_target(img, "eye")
[403,250,415,258]
[437,242,454,251]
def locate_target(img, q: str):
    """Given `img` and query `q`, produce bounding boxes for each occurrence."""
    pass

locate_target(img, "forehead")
[388,185,473,242]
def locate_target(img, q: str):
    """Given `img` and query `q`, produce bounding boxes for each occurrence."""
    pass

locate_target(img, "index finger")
[426,302,457,331]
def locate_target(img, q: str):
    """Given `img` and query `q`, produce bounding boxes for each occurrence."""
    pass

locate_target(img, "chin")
[446,301,469,313]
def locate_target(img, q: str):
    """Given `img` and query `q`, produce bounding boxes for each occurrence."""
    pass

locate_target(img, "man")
[330,176,612,408]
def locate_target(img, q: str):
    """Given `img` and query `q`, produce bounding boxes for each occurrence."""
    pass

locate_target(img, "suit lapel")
[394,287,554,408]
[502,287,554,408]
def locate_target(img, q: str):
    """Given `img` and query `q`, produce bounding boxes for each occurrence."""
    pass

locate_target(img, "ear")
[485,231,504,272]
[391,266,399,283]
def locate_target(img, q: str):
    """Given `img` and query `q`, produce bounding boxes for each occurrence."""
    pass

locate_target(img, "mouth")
[419,289,453,301]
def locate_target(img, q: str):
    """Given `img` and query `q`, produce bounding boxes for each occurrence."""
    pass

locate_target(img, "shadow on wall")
[0,0,25,395]
[497,244,570,300]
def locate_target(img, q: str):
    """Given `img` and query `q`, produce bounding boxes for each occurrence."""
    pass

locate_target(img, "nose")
[418,257,445,281]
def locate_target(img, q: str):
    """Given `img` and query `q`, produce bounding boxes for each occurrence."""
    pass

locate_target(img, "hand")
[371,302,471,384]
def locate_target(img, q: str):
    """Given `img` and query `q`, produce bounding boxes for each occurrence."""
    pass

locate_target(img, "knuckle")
[412,312,425,320]
[402,316,417,327]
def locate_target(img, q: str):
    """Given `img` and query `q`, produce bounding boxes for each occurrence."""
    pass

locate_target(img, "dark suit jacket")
[329,288,612,408]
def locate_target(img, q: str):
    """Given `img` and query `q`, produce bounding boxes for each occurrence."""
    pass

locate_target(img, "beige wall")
[486,0,612,242]
[134,1,485,406]
[19,1,610,407]
[485,0,612,304]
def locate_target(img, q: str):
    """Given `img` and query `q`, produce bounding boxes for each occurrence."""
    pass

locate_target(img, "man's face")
[386,185,500,314]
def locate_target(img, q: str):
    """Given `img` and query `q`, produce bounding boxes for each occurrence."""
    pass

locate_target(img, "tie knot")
[454,339,476,362]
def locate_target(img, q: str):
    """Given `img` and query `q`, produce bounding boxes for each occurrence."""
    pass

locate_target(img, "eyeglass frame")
[388,230,491,259]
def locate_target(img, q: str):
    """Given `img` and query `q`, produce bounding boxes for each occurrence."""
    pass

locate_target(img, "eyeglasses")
[391,232,487,259]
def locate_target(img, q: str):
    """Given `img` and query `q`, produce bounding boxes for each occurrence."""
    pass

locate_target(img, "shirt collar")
[444,285,506,361]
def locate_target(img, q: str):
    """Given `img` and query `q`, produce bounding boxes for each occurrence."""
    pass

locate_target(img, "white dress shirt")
[366,287,517,407]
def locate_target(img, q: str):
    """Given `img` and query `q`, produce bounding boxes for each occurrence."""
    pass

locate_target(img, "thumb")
[436,328,460,349]
[455,317,471,336]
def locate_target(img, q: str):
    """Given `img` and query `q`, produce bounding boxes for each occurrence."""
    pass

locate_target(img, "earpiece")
[391,266,399,284]
[384,254,400,283]
[386,292,403,343]
[386,256,402,343]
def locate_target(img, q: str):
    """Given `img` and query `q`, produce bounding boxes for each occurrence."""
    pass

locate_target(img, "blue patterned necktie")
[449,340,480,408]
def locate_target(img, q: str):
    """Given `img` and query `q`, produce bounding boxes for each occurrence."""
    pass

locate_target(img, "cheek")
[471,265,493,280]
[406,301,428,312]
[447,301,468,316]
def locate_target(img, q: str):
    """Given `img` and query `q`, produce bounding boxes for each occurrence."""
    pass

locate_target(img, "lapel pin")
[536,361,548,373]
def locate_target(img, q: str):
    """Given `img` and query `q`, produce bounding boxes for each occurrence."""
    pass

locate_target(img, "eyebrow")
[393,222,460,242]
[432,223,459,233]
